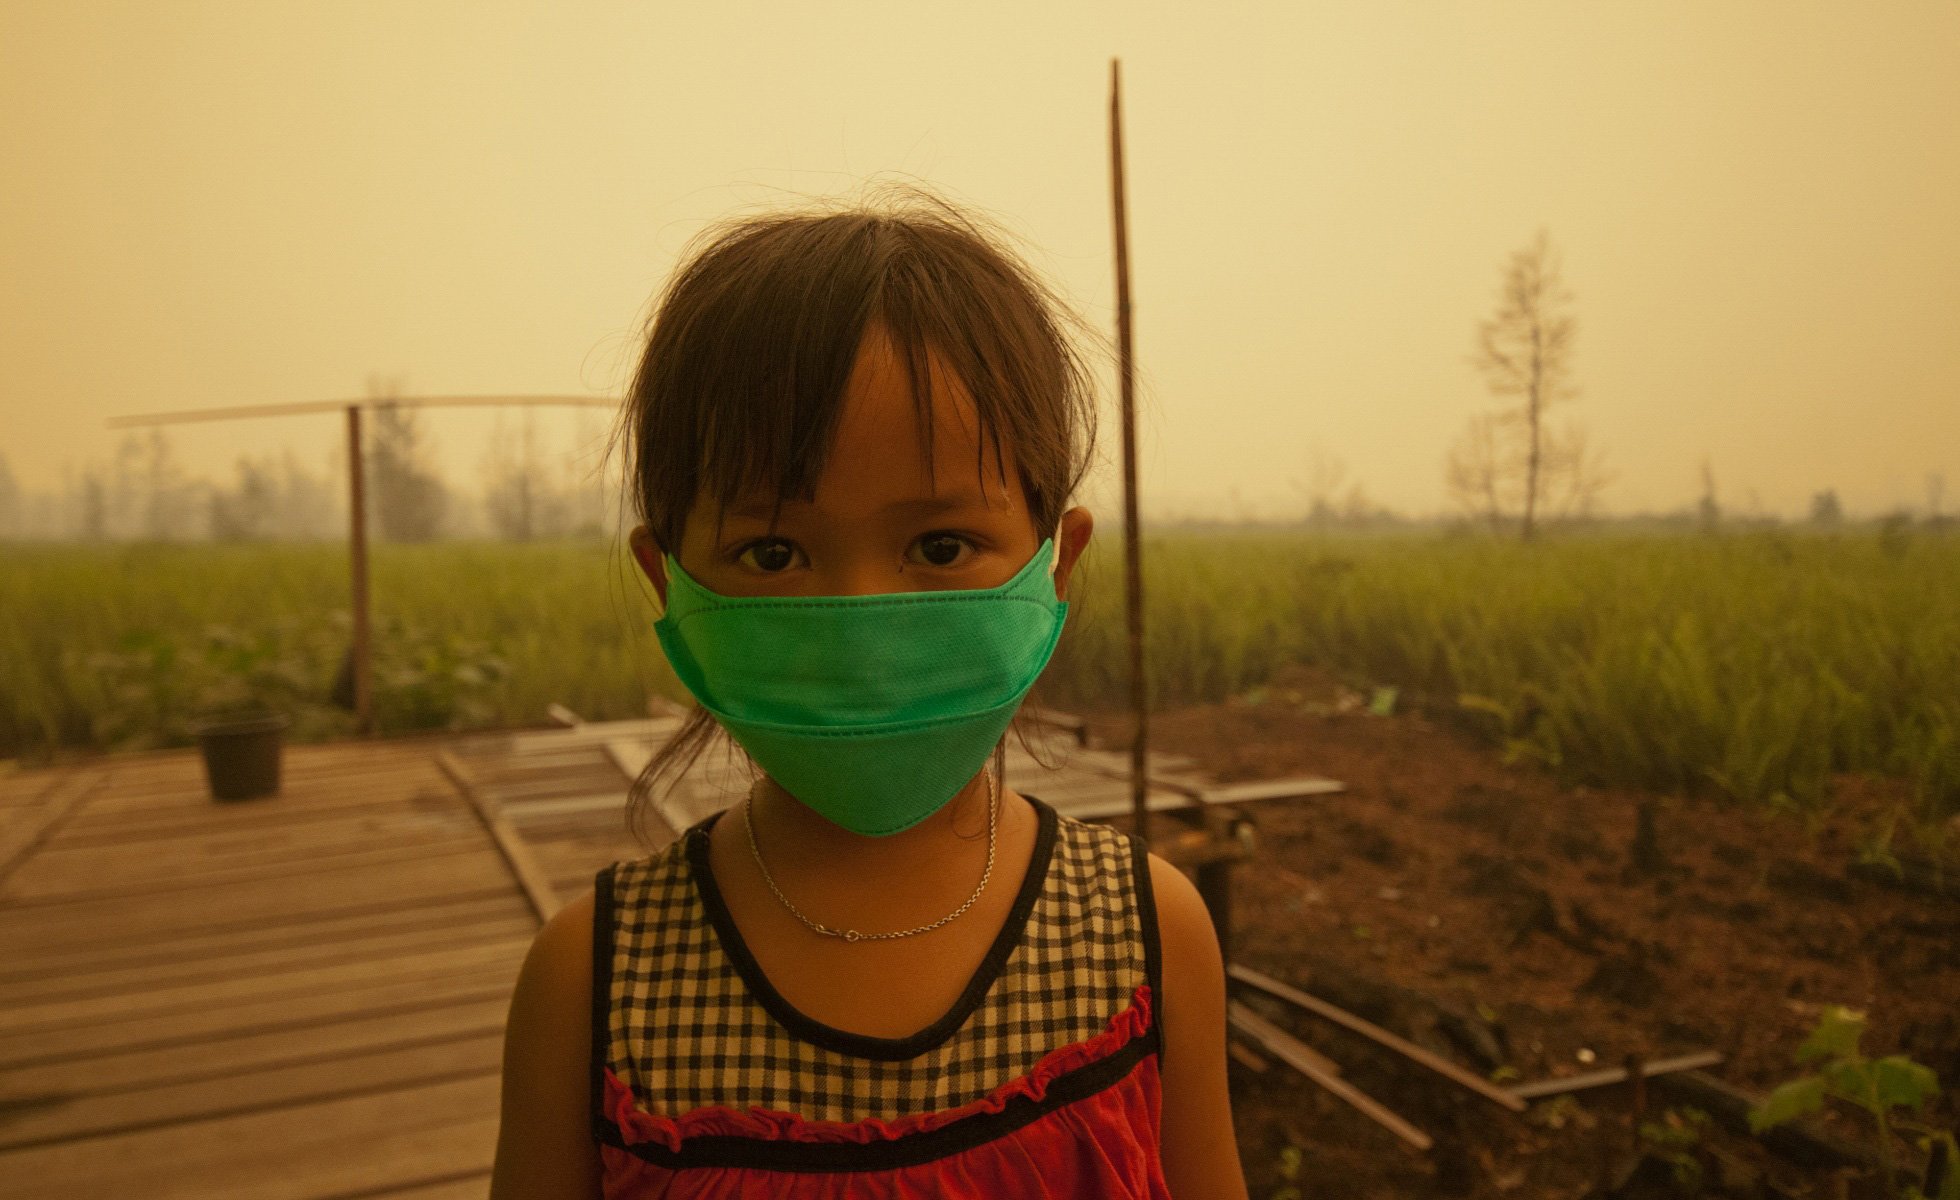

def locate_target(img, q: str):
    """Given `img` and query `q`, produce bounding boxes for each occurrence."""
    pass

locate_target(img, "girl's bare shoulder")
[489,886,603,1200]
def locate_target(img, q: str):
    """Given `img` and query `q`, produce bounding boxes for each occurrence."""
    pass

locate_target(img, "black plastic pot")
[192,712,289,802]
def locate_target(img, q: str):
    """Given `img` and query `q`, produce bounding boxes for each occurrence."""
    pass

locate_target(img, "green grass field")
[5,526,1956,834]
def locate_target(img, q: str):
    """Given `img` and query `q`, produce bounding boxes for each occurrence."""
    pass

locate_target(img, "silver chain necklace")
[742,765,998,943]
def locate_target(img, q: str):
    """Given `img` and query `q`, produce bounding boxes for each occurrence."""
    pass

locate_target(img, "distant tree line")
[0,398,614,542]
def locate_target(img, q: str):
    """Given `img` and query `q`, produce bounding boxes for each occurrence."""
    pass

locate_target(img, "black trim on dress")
[683,791,1062,1062]
[594,1027,1156,1173]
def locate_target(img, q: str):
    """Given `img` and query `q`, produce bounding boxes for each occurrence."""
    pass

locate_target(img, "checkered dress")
[589,792,1171,1197]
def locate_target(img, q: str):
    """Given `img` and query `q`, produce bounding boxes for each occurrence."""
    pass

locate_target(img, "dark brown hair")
[609,183,1105,852]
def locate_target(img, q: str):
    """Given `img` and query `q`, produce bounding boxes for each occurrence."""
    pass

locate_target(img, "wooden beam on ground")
[1228,1000,1433,1152]
[1506,1050,1726,1100]
[436,750,559,924]
[1226,1038,1272,1074]
[1229,962,1527,1113]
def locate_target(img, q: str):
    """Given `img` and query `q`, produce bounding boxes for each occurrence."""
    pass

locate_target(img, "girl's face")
[630,324,1093,605]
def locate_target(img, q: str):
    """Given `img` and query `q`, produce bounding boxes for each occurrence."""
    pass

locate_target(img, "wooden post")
[346,404,373,737]
[1110,58,1150,846]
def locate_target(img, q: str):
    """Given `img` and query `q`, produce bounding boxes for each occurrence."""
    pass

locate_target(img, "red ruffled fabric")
[597,984,1168,1199]
[604,982,1153,1150]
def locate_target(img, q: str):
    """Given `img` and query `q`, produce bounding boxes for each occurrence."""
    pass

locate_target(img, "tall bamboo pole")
[1110,59,1150,839]
[346,404,373,736]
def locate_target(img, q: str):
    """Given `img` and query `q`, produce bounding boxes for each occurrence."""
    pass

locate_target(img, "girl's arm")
[489,888,605,1200]
[1148,853,1252,1199]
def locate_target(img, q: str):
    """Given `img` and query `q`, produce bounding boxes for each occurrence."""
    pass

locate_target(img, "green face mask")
[651,533,1069,836]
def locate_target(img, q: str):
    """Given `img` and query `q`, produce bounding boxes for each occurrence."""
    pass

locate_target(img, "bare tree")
[1928,471,1946,521]
[1449,228,1610,539]
[1697,456,1721,531]
[365,376,449,542]
[1810,488,1842,526]
[138,427,201,540]
[481,409,572,540]
[0,451,19,540]
[563,406,611,537]
[209,454,280,541]
[1443,409,1514,533]
[273,448,339,539]
[1539,422,1615,521]
[78,465,108,541]
[1288,444,1350,526]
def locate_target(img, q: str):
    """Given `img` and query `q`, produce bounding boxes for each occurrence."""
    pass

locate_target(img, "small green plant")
[1266,1143,1304,1200]
[1856,810,1909,882]
[1524,1093,1591,1131]
[74,621,328,749]
[1749,1005,1946,1196]
[1639,1106,1714,1192]
[366,612,511,732]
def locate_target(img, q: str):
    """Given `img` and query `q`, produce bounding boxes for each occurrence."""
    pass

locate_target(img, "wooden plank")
[0,991,503,1100]
[436,750,558,923]
[496,717,679,754]
[0,1075,502,1200]
[503,811,638,845]
[369,1171,494,1200]
[464,744,620,773]
[0,1028,503,1149]
[76,766,444,820]
[0,910,535,1008]
[48,800,479,858]
[0,762,59,805]
[530,841,651,901]
[470,771,625,804]
[24,807,482,879]
[0,892,525,982]
[1197,777,1346,805]
[1229,963,1527,1113]
[1228,1001,1433,1151]
[5,828,491,903]
[0,852,519,958]
[1044,786,1220,822]
[79,746,437,811]
[58,796,466,854]
[0,964,516,1067]
[4,935,532,1036]
[0,768,109,889]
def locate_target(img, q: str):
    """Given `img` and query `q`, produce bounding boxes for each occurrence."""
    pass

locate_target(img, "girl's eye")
[734,538,803,574]
[910,532,975,568]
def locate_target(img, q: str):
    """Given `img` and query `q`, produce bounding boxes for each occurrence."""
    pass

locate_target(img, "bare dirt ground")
[1071,662,1960,1199]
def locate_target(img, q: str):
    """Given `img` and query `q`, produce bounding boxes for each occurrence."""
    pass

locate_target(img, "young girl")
[490,190,1247,1199]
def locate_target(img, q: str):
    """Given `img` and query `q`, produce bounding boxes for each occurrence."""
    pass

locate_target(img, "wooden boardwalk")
[0,714,1340,1197]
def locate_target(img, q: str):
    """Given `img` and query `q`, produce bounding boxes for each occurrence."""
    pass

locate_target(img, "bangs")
[621,189,1097,559]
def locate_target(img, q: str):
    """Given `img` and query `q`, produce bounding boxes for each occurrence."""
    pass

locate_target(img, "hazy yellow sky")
[3,0,1955,522]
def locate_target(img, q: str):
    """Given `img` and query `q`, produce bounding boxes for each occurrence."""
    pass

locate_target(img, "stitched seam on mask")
[701,689,1037,738]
